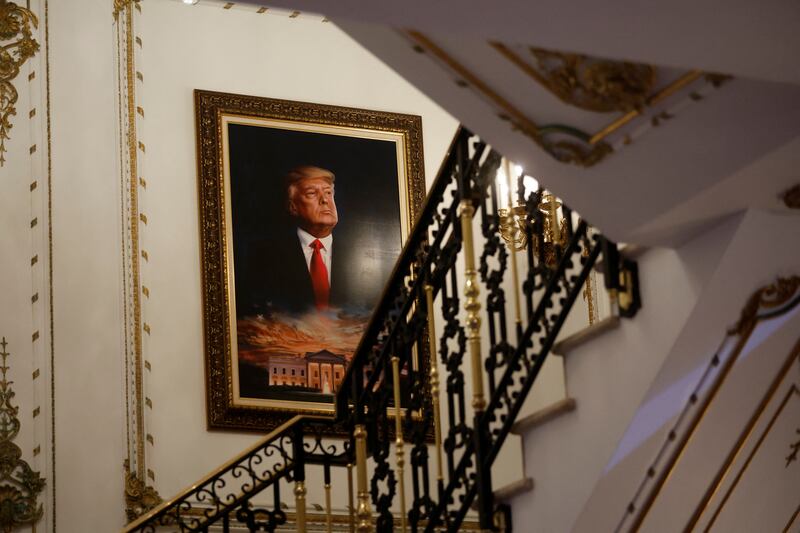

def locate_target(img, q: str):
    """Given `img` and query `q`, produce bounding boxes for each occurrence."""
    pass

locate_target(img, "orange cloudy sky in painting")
[237,310,368,365]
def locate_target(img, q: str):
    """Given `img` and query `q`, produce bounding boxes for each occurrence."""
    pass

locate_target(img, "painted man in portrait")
[241,165,379,317]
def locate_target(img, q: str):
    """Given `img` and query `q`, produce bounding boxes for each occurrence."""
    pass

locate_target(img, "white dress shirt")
[296,228,332,285]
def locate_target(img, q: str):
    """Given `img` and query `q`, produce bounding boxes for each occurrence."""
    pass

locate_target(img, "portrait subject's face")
[289,176,338,237]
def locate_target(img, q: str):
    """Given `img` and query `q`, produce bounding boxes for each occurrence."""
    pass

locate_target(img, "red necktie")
[309,239,330,310]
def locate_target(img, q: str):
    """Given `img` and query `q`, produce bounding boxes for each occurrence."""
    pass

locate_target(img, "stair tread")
[494,476,534,502]
[511,397,577,435]
[553,315,620,355]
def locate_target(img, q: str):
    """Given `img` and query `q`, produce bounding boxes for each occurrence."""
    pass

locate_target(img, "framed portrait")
[195,90,426,432]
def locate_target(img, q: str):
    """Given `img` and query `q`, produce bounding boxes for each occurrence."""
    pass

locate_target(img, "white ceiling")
[242,0,800,245]
[248,0,800,85]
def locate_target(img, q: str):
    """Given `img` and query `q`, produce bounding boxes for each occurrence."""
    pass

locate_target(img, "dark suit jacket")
[236,227,381,317]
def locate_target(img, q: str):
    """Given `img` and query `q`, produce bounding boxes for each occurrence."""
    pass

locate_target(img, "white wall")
[507,209,800,533]
[508,213,742,532]
[50,0,127,530]
[134,0,458,511]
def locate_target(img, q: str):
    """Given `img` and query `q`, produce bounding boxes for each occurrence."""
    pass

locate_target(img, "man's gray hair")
[285,166,335,210]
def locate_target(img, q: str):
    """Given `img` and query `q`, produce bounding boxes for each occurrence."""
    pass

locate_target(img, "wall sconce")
[496,159,566,262]
[497,158,599,324]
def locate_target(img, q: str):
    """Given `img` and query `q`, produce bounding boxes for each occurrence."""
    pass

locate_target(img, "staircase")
[123,127,640,532]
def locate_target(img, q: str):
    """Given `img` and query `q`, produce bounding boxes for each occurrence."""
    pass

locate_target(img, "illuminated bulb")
[183,0,199,4]
[496,167,510,210]
[514,164,523,177]
[523,175,539,197]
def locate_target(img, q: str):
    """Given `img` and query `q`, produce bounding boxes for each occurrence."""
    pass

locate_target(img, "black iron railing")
[124,128,640,533]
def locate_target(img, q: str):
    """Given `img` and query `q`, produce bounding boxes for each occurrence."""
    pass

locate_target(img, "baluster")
[459,195,494,530]
[354,424,373,532]
[347,462,355,533]
[324,462,333,533]
[392,355,409,532]
[424,285,444,494]
[293,425,307,532]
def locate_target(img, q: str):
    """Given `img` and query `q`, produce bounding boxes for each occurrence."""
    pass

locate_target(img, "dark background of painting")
[228,122,403,318]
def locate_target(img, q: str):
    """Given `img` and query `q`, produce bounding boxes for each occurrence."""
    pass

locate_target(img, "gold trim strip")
[45,0,57,525]
[631,328,753,531]
[784,502,800,533]
[122,2,146,481]
[703,384,799,531]
[589,70,702,145]
[686,338,800,530]
[490,42,551,95]
[407,31,541,138]
[630,278,800,531]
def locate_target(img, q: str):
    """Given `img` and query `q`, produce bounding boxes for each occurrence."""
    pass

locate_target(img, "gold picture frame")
[195,89,426,433]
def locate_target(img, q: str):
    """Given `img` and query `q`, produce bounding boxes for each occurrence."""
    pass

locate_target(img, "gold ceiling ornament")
[781,183,800,210]
[0,337,45,531]
[123,459,162,522]
[0,0,39,167]
[506,119,613,167]
[527,46,656,113]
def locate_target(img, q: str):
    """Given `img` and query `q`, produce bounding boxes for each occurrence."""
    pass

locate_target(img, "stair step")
[511,398,577,435]
[553,315,620,355]
[494,476,534,502]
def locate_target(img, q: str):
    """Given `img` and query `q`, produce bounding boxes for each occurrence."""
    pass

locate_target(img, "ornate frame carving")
[0,0,40,166]
[195,89,426,433]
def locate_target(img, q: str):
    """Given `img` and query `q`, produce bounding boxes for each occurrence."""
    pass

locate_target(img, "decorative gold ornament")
[527,47,656,113]
[782,183,800,209]
[0,0,39,167]
[498,206,527,251]
[113,0,140,21]
[0,338,45,532]
[123,459,161,522]
[730,276,800,335]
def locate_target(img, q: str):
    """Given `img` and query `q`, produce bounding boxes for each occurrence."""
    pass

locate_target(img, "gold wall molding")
[0,338,45,531]
[0,0,40,166]
[490,42,656,113]
[113,0,139,21]
[123,459,161,522]
[699,383,799,531]
[114,0,159,521]
[616,276,800,532]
